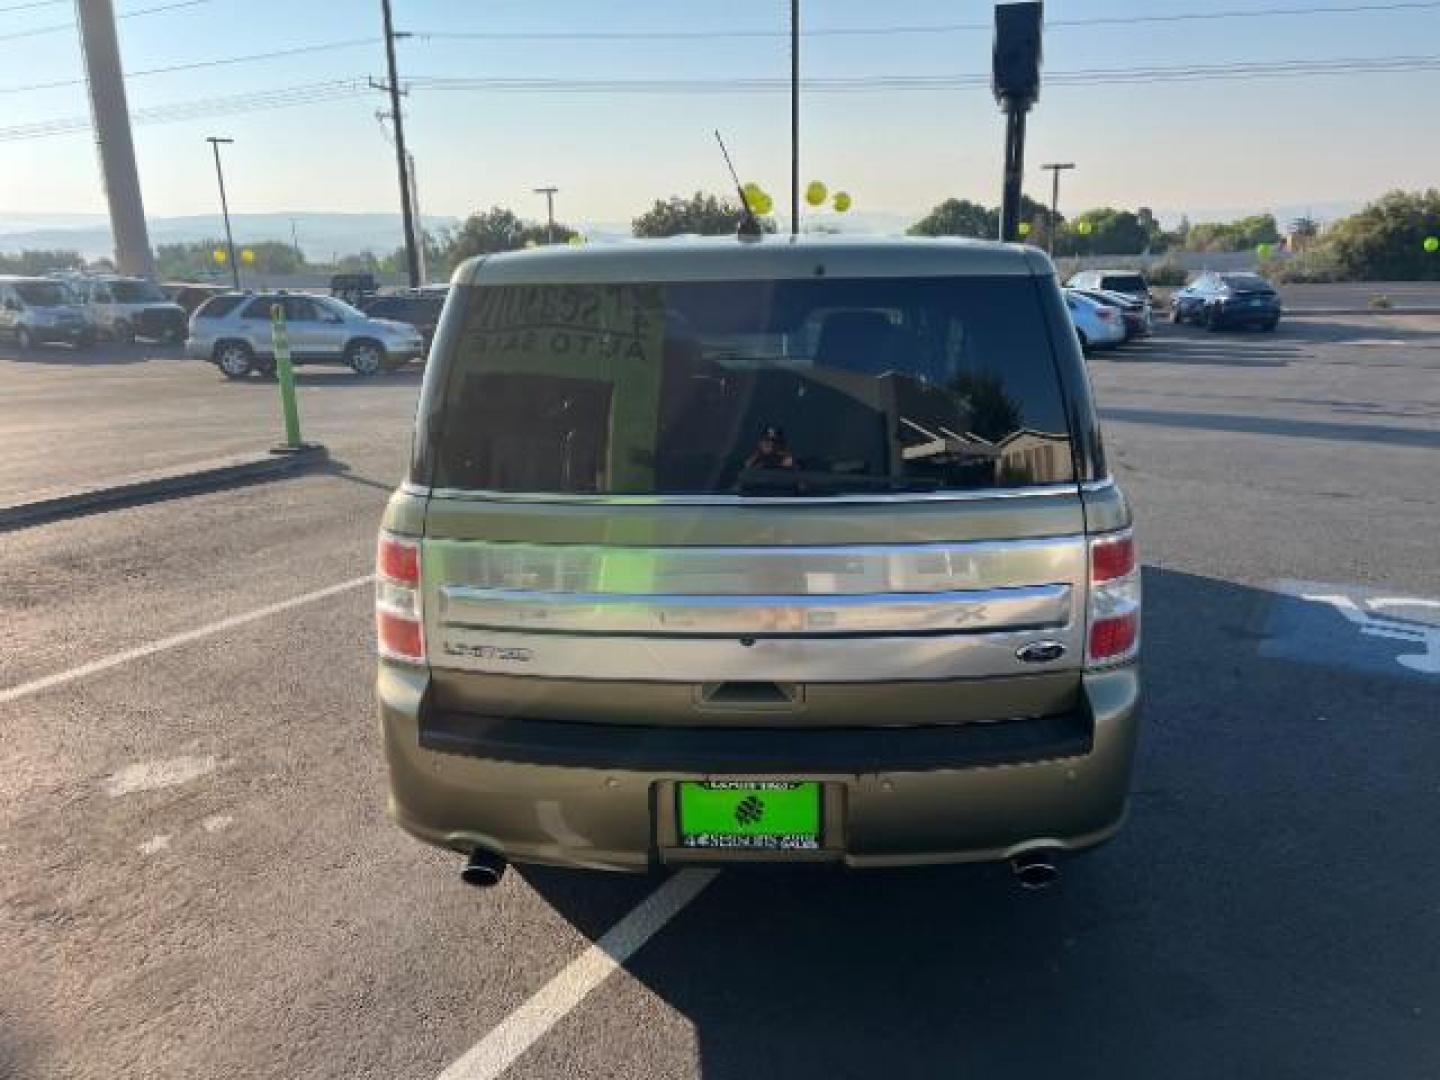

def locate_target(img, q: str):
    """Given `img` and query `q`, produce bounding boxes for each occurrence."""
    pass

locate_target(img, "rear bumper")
[378,664,1142,871]
[1215,304,1281,326]
[25,325,89,343]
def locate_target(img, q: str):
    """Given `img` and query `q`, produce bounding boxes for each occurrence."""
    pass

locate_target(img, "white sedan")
[1064,288,1126,352]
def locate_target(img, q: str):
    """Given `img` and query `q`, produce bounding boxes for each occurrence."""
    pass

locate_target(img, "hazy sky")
[2,0,1438,228]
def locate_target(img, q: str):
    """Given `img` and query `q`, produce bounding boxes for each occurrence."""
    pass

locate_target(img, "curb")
[1282,306,1440,317]
[0,444,329,533]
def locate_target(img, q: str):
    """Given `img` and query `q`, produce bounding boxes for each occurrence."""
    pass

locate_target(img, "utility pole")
[290,218,302,262]
[533,186,559,244]
[408,154,427,281]
[1041,162,1074,255]
[74,0,154,277]
[379,0,420,287]
[206,137,240,290]
[790,0,800,236]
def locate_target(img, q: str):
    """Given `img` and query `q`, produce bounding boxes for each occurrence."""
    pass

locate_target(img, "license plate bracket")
[676,780,823,851]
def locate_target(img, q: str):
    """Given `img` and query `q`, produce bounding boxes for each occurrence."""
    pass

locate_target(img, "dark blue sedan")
[1170,272,1282,331]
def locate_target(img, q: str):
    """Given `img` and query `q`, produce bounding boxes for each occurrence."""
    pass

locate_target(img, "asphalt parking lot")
[2,311,1438,1079]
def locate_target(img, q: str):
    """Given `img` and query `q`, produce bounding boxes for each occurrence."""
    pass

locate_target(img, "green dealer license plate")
[677,781,822,851]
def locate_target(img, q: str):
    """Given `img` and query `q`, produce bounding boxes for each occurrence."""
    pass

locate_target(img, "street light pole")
[533,186,559,244]
[1041,162,1075,256]
[206,136,240,290]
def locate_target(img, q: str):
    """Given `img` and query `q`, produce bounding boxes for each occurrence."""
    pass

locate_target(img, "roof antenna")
[715,130,765,241]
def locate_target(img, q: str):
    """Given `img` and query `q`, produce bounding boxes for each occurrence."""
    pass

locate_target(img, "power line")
[0,37,378,93]
[0,0,213,43]
[0,0,67,13]
[0,78,369,140]
[4,54,1440,142]
[411,1,1440,41]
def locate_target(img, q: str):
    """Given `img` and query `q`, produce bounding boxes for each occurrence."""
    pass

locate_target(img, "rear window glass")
[429,276,1075,497]
[1099,274,1147,293]
[15,282,69,306]
[194,295,245,318]
[110,280,167,303]
[1221,273,1274,292]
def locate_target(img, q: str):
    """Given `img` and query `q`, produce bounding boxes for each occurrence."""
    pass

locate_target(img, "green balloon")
[1425,236,1440,253]
[1257,243,1274,258]
[805,181,828,207]
[832,191,852,213]
[1077,221,1093,236]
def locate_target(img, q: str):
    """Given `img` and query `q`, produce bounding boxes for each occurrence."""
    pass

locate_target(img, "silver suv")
[185,292,425,378]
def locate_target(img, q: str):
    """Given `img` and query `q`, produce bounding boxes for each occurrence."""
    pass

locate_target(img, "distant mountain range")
[0,212,461,260]
[0,200,1369,258]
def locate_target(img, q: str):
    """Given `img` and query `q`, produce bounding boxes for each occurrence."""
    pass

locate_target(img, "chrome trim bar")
[403,480,1094,506]
[425,536,1086,598]
[439,583,1071,637]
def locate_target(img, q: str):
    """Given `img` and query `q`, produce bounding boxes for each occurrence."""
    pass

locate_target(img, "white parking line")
[0,575,374,705]
[436,869,719,1080]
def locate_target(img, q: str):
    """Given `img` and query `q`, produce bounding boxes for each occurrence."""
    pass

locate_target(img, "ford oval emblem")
[1016,641,1066,664]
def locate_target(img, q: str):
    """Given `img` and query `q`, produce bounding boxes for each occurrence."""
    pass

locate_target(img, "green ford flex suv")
[377,236,1140,886]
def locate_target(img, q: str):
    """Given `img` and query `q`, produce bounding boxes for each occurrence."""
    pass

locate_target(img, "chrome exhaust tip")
[460,848,508,888]
[1010,850,1061,890]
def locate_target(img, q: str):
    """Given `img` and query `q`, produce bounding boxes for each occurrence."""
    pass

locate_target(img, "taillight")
[377,532,425,663]
[1087,529,1140,666]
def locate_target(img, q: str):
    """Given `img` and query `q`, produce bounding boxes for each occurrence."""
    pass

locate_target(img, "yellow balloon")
[240,248,255,265]
[1077,221,1093,236]
[832,191,852,213]
[805,181,828,207]
[567,234,585,246]
[1018,221,1032,238]
[212,248,228,264]
[753,192,774,216]
[1424,236,1439,253]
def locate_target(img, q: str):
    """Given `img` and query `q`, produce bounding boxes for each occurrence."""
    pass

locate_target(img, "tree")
[1321,189,1440,280]
[0,249,84,274]
[631,191,771,238]
[154,239,303,279]
[1059,208,1160,256]
[1183,214,1280,252]
[909,198,997,240]
[437,207,577,271]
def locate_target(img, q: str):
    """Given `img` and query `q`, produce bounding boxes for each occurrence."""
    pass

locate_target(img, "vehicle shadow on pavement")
[1099,406,1440,450]
[215,369,425,389]
[523,567,1440,1078]
[1,343,173,366]
[1115,327,1300,368]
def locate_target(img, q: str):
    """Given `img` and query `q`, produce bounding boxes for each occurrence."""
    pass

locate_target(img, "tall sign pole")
[790,0,800,235]
[74,0,154,277]
[992,3,1044,243]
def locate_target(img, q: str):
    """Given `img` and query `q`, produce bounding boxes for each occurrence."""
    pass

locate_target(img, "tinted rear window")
[428,276,1075,497]
[15,282,69,306]
[1221,273,1274,293]
[1099,274,1147,293]
[195,295,246,318]
[111,280,167,303]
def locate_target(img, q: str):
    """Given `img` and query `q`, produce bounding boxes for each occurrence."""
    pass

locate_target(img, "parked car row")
[1060,268,1284,351]
[1062,271,1154,353]
[2,271,190,349]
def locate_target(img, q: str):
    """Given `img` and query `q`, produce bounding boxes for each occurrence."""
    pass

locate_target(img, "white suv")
[185,292,426,378]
